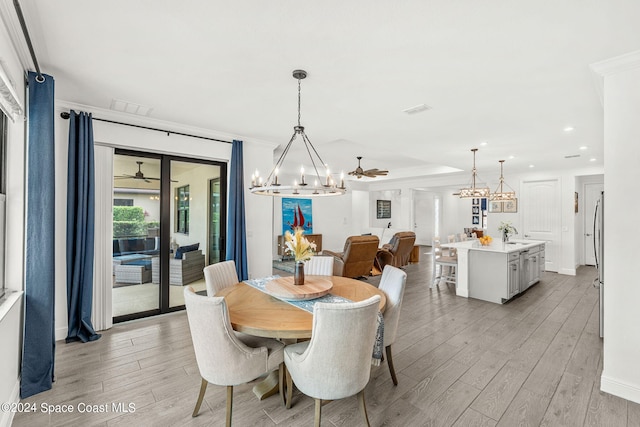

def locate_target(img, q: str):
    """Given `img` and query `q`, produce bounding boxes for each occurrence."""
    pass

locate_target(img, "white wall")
[595,51,640,404]
[0,9,27,422]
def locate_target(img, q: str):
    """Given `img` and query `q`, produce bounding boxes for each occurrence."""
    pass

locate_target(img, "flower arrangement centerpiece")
[284,227,316,285]
[498,221,518,242]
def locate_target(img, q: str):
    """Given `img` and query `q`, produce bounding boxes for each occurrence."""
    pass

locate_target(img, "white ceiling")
[16,1,640,183]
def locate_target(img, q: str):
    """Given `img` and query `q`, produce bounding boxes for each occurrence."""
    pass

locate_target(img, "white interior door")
[412,190,435,245]
[584,183,604,266]
[521,179,561,272]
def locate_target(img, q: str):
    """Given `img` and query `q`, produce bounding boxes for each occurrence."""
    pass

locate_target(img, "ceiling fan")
[348,156,389,179]
[114,161,170,183]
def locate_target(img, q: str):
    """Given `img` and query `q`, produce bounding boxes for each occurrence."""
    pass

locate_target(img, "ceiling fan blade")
[364,169,388,176]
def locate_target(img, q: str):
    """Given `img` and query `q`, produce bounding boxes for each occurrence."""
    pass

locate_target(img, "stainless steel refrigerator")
[593,191,604,338]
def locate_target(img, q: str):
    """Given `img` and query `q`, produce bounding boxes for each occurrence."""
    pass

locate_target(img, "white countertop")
[442,239,546,254]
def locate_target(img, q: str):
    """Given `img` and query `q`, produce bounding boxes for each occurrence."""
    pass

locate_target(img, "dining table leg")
[252,338,297,401]
[252,371,280,400]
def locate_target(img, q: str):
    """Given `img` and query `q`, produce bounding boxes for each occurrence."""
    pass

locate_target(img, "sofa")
[113,237,159,256]
[375,231,416,270]
[323,235,380,278]
[152,243,205,286]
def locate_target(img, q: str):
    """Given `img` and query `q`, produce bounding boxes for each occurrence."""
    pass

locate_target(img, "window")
[175,185,189,234]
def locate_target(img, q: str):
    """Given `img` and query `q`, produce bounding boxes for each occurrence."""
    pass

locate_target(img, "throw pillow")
[175,242,200,259]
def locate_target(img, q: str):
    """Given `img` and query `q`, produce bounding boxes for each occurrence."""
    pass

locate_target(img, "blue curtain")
[65,110,101,343]
[226,140,248,280]
[21,72,56,398]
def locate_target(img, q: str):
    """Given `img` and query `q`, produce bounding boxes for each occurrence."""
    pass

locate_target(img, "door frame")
[583,182,604,266]
[113,149,227,323]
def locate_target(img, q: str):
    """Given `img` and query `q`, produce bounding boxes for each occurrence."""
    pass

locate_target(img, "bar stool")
[431,237,457,288]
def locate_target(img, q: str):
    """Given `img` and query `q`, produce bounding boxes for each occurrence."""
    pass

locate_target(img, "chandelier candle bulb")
[300,166,306,185]
[274,168,279,186]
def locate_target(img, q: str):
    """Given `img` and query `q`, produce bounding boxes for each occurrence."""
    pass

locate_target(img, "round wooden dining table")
[216,275,387,340]
[216,275,386,400]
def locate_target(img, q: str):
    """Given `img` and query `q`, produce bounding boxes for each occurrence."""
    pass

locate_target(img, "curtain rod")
[60,112,233,144]
[13,0,44,82]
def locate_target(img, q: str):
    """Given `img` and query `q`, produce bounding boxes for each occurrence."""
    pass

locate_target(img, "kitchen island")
[441,239,546,304]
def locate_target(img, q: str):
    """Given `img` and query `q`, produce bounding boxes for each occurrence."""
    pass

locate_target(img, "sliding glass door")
[112,150,226,322]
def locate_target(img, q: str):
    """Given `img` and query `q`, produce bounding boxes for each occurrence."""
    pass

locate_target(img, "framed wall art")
[376,199,392,219]
[503,198,518,213]
[489,200,502,213]
[282,198,313,234]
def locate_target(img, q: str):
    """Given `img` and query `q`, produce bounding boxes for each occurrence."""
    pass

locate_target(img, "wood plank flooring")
[13,248,640,426]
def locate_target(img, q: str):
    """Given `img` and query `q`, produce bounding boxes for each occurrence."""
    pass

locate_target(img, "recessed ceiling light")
[590,158,597,162]
[564,126,575,132]
[402,104,432,115]
[509,155,515,159]
[579,146,588,150]
[480,141,488,146]
[529,164,535,168]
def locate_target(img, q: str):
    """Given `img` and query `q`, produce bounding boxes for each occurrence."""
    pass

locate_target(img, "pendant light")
[458,148,490,198]
[490,160,516,201]
[250,70,346,197]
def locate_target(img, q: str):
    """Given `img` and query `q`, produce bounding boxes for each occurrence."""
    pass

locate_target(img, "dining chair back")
[203,260,238,296]
[184,287,284,425]
[284,295,380,426]
[377,265,407,385]
[303,256,334,276]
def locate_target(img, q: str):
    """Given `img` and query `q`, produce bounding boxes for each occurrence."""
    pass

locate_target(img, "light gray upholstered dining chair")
[377,265,407,386]
[284,295,380,427]
[203,260,239,296]
[184,287,284,426]
[303,256,334,276]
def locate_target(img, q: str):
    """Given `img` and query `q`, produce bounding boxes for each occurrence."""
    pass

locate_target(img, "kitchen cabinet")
[466,241,545,304]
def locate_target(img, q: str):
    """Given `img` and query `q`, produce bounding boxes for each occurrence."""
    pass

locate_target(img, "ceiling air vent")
[110,99,153,116]
[564,154,581,159]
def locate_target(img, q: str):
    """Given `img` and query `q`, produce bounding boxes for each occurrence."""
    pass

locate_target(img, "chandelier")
[250,70,346,197]
[490,160,516,201]
[458,148,490,198]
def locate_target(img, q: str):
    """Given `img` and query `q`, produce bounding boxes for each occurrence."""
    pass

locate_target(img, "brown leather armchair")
[323,235,380,278]
[376,231,416,270]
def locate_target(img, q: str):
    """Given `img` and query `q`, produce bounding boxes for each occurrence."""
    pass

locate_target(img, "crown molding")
[55,99,279,150]
[590,50,640,107]
[590,50,640,77]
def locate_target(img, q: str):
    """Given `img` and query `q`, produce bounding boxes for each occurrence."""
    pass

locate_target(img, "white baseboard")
[0,379,20,427]
[55,326,67,341]
[559,268,577,276]
[601,374,640,404]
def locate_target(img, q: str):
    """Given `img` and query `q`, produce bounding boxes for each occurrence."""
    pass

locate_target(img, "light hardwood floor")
[13,249,640,426]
